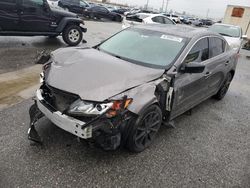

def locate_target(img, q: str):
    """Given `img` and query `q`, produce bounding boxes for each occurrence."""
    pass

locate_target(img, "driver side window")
[184,38,209,63]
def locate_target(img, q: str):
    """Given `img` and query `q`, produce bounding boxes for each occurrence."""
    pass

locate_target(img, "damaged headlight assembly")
[68,99,113,116]
[68,98,133,117]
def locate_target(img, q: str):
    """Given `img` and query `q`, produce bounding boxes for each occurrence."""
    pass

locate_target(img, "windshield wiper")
[219,33,233,37]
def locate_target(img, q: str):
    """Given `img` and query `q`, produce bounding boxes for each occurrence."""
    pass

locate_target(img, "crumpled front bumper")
[33,89,92,139]
[28,89,125,150]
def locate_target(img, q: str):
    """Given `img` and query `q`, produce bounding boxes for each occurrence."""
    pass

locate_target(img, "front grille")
[41,84,79,113]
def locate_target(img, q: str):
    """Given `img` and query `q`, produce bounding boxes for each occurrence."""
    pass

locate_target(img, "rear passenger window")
[152,16,165,24]
[163,17,174,24]
[209,37,225,58]
[184,38,209,63]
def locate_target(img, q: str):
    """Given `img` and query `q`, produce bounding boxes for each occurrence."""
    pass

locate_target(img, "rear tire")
[62,25,83,46]
[213,73,233,100]
[126,105,162,152]
[114,15,122,22]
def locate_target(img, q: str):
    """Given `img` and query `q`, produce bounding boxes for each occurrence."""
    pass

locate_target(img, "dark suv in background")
[83,5,123,22]
[0,0,87,46]
[58,0,90,14]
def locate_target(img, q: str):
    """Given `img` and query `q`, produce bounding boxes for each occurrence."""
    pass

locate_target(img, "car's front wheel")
[213,72,233,100]
[126,104,162,152]
[62,25,83,46]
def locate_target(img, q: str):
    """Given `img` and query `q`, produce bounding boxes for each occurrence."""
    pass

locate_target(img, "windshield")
[98,28,187,69]
[80,0,89,6]
[209,25,241,38]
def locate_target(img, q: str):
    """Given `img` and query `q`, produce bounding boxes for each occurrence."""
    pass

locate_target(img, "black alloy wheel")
[126,105,162,152]
[213,73,233,100]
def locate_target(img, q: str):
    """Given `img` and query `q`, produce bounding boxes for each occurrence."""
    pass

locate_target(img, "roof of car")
[134,24,217,39]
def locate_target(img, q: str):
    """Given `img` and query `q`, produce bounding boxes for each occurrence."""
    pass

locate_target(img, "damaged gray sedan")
[28,25,238,152]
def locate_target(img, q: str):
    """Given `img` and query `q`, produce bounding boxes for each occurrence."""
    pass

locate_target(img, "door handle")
[225,61,230,66]
[204,72,212,79]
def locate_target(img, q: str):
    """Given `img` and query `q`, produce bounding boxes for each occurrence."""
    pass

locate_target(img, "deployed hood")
[46,48,165,101]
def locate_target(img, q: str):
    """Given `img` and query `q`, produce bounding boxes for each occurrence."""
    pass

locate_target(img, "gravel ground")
[0,55,249,188]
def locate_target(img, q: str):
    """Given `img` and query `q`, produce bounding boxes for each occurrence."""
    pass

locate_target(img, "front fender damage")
[110,76,171,116]
[27,76,172,150]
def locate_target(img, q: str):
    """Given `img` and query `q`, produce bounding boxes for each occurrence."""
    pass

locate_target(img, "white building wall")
[223,5,250,37]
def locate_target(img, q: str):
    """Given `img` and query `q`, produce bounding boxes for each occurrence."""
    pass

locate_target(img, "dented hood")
[46,48,164,101]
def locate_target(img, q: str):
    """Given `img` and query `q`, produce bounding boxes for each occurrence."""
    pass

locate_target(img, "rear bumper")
[36,89,92,139]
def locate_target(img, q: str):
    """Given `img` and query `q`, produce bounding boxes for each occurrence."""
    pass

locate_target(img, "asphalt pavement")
[0,21,250,188]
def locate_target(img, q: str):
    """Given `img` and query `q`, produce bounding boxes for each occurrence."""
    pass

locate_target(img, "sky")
[111,0,250,19]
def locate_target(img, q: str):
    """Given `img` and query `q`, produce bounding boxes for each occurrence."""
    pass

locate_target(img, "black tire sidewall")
[126,104,162,152]
[62,25,83,46]
[115,15,121,22]
[214,73,232,100]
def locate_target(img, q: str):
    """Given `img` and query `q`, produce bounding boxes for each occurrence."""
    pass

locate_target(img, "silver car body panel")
[46,48,165,102]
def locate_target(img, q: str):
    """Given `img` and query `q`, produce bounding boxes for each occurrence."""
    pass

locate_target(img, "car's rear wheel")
[89,13,95,19]
[62,25,83,46]
[126,105,162,152]
[114,15,122,22]
[213,73,233,100]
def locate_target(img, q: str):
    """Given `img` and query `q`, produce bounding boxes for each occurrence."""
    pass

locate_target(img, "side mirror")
[242,35,248,40]
[181,62,205,73]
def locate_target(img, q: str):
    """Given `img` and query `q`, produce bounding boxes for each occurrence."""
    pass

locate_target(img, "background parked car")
[208,23,247,51]
[192,19,203,26]
[58,0,90,14]
[0,0,87,46]
[122,13,175,29]
[124,9,156,16]
[182,17,195,24]
[112,8,130,15]
[84,6,123,22]
[124,8,140,16]
[162,13,181,23]
[200,19,213,26]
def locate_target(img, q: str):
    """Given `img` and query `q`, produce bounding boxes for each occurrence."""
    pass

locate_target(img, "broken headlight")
[106,98,133,118]
[68,98,133,118]
[68,99,113,116]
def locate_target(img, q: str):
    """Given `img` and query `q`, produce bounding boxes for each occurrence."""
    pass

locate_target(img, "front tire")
[62,25,83,46]
[126,105,162,152]
[213,73,233,100]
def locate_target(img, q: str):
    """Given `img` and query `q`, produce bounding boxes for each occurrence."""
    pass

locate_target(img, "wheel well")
[63,22,80,30]
[229,70,235,79]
